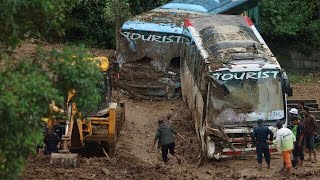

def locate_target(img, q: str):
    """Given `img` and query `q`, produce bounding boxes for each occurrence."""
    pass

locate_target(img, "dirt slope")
[290,83,320,103]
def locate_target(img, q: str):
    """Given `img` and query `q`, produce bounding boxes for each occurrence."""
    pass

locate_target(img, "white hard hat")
[289,108,298,115]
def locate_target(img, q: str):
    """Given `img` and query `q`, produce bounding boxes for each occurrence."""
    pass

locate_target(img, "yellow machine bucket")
[50,153,79,168]
[48,100,78,167]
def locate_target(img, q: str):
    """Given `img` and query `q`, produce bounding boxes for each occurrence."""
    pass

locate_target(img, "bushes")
[63,0,171,49]
[0,46,104,179]
[0,0,77,49]
[260,0,320,53]
[0,59,61,179]
[64,0,116,49]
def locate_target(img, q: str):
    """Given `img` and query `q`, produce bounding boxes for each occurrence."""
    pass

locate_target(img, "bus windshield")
[209,70,284,125]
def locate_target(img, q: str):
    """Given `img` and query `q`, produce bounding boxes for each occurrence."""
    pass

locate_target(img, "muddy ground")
[14,41,320,179]
[20,83,320,180]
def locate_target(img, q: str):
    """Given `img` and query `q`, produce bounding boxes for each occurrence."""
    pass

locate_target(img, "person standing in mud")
[288,108,299,131]
[291,116,305,168]
[153,119,181,165]
[273,122,296,172]
[251,119,274,171]
[303,107,318,163]
[44,119,64,155]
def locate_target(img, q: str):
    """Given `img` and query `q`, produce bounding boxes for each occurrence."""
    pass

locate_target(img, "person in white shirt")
[272,122,296,172]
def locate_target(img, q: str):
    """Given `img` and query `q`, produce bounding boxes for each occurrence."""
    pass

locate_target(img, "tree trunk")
[115,1,120,53]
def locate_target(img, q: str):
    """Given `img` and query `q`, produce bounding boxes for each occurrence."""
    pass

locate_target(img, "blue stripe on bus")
[160,0,249,13]
[122,21,183,34]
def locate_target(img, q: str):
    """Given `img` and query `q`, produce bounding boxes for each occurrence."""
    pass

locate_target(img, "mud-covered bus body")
[180,15,293,159]
[117,0,259,99]
[117,10,197,99]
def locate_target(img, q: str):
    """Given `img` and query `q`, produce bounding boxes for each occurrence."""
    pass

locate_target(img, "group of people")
[153,102,319,170]
[252,102,318,172]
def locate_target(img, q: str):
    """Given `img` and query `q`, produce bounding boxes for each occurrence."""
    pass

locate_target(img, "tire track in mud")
[114,96,202,179]
[117,99,172,163]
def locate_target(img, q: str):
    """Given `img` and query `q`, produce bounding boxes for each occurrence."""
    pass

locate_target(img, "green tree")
[63,0,170,49]
[64,0,115,48]
[0,59,61,179]
[105,0,131,51]
[0,0,76,49]
[128,0,171,15]
[260,0,320,52]
[44,46,104,115]
[0,46,104,179]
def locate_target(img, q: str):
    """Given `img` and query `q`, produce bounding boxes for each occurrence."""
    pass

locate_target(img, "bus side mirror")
[128,41,137,52]
[281,71,293,97]
[112,63,120,73]
[122,32,137,52]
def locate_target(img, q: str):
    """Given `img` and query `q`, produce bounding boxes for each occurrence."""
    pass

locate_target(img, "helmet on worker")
[289,108,298,115]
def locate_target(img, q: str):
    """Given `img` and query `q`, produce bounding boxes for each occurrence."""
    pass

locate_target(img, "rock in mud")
[101,168,110,176]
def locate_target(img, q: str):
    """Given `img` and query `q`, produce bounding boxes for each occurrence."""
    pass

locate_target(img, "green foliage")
[0,0,172,49]
[0,46,105,179]
[64,0,116,48]
[128,0,171,15]
[43,46,104,116]
[0,0,77,49]
[0,59,60,179]
[260,0,320,51]
[105,0,132,50]
[105,0,131,22]
[287,70,320,84]
[64,0,172,49]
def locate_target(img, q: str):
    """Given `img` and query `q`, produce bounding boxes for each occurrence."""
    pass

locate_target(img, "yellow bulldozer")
[43,57,125,167]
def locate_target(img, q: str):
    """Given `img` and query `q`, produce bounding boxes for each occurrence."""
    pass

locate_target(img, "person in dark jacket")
[291,116,305,168]
[153,119,181,165]
[44,120,64,155]
[252,119,274,171]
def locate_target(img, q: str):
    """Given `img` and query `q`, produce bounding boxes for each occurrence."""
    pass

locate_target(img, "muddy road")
[16,41,320,180]
[20,83,320,180]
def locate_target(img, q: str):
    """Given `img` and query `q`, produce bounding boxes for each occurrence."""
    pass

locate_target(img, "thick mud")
[22,82,320,180]
[16,41,320,179]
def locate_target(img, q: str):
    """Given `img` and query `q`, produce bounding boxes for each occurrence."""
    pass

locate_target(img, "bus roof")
[184,14,280,71]
[122,10,200,34]
[121,0,257,33]
[160,0,251,13]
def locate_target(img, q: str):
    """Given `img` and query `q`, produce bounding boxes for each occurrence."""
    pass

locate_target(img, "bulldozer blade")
[50,153,80,168]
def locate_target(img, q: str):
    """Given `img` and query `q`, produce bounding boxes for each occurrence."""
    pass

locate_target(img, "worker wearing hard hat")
[288,108,300,144]
[288,108,303,168]
[289,108,299,122]
[289,108,299,116]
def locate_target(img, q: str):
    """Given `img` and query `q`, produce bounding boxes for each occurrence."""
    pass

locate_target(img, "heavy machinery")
[44,57,125,167]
